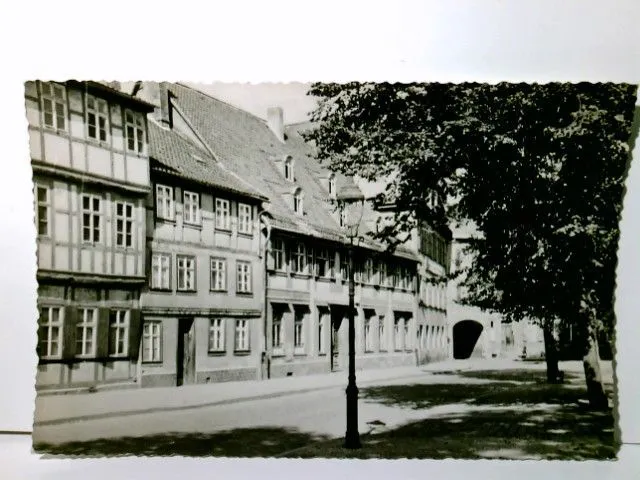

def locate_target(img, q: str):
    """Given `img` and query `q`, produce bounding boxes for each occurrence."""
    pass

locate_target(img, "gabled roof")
[165,83,359,239]
[147,120,267,201]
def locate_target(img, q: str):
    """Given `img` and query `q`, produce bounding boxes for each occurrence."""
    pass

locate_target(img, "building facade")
[27,81,155,390]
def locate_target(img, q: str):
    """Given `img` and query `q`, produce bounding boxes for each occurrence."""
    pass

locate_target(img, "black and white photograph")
[26,80,638,460]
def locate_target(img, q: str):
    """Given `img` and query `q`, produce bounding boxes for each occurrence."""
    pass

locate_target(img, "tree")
[305,82,637,409]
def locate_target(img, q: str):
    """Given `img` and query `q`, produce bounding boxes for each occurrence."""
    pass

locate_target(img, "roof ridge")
[174,82,270,124]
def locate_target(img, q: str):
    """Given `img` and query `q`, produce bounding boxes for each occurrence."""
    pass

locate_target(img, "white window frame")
[40,82,67,131]
[215,198,231,230]
[272,312,284,351]
[81,194,102,244]
[208,318,225,353]
[394,318,403,351]
[210,257,227,291]
[142,321,162,363]
[125,109,145,154]
[35,185,50,236]
[316,248,328,277]
[284,157,294,181]
[151,252,171,290]
[378,316,386,351]
[236,261,252,293]
[109,310,129,357]
[183,190,200,225]
[271,238,286,272]
[404,318,411,350]
[237,203,253,234]
[115,201,134,248]
[318,314,326,355]
[76,308,98,358]
[293,242,307,274]
[156,184,175,221]
[365,317,374,352]
[293,189,304,215]
[39,306,63,359]
[86,94,109,142]
[235,319,250,352]
[328,174,336,198]
[177,255,196,292]
[294,311,305,353]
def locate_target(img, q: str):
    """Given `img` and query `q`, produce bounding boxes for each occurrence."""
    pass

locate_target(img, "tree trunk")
[583,324,609,410]
[543,321,561,383]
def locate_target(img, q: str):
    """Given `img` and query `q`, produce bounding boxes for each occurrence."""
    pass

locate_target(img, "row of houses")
[29,81,540,392]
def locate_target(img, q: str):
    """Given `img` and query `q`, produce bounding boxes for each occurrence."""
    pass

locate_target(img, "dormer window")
[328,174,336,198]
[284,156,294,182]
[293,188,304,215]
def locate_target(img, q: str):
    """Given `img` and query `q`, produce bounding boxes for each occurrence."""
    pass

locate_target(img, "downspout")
[258,210,272,380]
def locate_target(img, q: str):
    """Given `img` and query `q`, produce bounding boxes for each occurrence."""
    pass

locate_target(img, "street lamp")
[336,185,366,450]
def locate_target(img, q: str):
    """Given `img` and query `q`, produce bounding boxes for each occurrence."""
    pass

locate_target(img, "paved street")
[33,359,616,459]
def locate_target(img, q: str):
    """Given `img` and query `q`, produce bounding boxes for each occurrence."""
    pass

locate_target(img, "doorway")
[176,318,196,386]
[452,319,484,359]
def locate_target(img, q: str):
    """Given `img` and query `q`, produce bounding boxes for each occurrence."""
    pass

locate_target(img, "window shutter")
[128,309,142,360]
[62,306,78,361]
[96,308,110,359]
[36,319,44,360]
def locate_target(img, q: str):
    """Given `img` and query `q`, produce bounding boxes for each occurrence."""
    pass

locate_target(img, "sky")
[186,82,318,124]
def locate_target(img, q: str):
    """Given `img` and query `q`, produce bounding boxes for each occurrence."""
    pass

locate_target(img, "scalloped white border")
[2,0,640,477]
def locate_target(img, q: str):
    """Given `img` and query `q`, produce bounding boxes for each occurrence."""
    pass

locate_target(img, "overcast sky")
[186,82,318,124]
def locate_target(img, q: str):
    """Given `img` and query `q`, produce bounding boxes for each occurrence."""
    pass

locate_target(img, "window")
[363,258,374,284]
[394,318,403,351]
[86,95,108,142]
[183,191,200,225]
[272,312,284,349]
[177,255,196,291]
[284,157,294,181]
[293,189,304,215]
[41,82,66,131]
[293,242,307,274]
[294,310,305,353]
[210,258,227,291]
[115,201,134,248]
[340,251,349,279]
[339,208,347,228]
[81,194,101,243]
[318,314,326,354]
[151,252,171,290]
[271,238,286,272]
[365,317,374,352]
[208,318,225,352]
[215,198,231,230]
[125,109,145,153]
[236,261,252,293]
[316,248,328,277]
[156,185,174,221]
[418,325,424,349]
[379,262,387,287]
[238,203,253,234]
[76,308,97,357]
[39,306,63,359]
[404,319,411,350]
[35,185,50,236]
[328,174,336,198]
[378,316,386,351]
[235,319,250,351]
[109,310,129,356]
[142,321,162,362]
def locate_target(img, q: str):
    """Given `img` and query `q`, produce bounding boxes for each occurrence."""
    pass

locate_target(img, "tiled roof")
[147,120,267,201]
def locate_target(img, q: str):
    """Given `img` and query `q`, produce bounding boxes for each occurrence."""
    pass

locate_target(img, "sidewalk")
[35,359,486,427]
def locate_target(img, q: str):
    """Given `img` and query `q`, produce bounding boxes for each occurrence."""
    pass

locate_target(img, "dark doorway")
[176,318,196,386]
[330,308,344,372]
[453,320,484,359]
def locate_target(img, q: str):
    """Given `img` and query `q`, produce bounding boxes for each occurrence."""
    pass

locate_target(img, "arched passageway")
[453,320,484,359]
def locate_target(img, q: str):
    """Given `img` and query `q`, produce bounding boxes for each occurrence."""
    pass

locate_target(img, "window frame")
[183,190,200,225]
[39,306,64,360]
[86,94,109,143]
[208,318,226,353]
[40,82,67,132]
[150,252,172,290]
[155,184,175,221]
[294,310,305,354]
[125,109,145,154]
[272,311,284,353]
[236,260,252,294]
[76,307,98,358]
[109,309,129,357]
[176,255,197,292]
[284,157,294,181]
[394,317,404,352]
[293,242,307,275]
[115,201,135,248]
[237,203,253,235]
[81,194,102,244]
[142,321,162,363]
[234,319,250,352]
[293,189,304,215]
[35,185,50,237]
[271,237,286,272]
[378,316,386,352]
[215,198,231,230]
[364,317,374,353]
[210,257,227,292]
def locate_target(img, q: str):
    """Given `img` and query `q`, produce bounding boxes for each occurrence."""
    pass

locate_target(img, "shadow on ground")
[34,427,330,457]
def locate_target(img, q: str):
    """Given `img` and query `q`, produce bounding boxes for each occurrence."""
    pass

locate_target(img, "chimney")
[107,81,122,92]
[267,106,285,143]
[158,82,173,128]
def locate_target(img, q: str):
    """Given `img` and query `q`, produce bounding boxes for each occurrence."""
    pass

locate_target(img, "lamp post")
[337,187,365,450]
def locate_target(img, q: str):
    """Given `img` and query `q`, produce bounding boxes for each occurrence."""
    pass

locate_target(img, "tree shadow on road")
[34,427,331,458]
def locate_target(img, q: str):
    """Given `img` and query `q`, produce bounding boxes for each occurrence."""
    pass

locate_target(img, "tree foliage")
[305,82,637,343]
